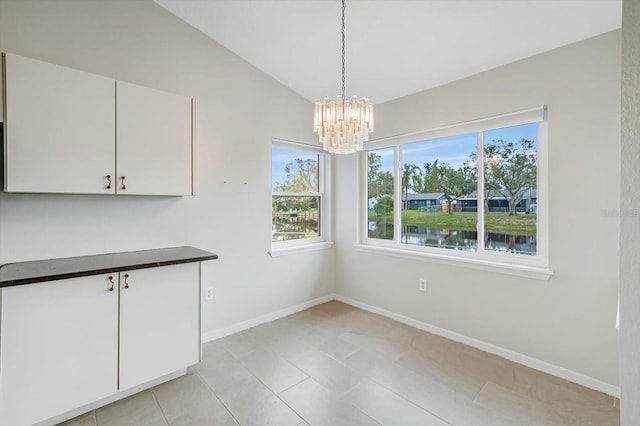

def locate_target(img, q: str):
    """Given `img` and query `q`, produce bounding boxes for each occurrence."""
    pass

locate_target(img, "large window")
[272,140,329,249]
[361,107,548,277]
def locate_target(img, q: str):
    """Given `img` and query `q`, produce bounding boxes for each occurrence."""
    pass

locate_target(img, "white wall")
[0,0,625,398]
[620,0,640,422]
[335,31,621,389]
[0,0,335,333]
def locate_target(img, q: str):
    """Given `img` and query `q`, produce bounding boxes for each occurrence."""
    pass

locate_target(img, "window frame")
[356,107,552,280]
[270,139,333,257]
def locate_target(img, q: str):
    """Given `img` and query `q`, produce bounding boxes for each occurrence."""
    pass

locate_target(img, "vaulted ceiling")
[156,0,622,104]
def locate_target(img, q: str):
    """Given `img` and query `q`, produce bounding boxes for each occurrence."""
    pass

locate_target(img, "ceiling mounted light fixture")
[314,0,373,154]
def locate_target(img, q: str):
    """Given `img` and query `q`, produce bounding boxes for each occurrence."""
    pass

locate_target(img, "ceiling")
[155,0,622,105]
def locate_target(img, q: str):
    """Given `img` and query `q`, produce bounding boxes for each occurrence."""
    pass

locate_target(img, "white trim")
[269,241,334,257]
[334,294,620,398]
[191,98,197,196]
[35,369,187,426]
[200,292,618,397]
[365,106,546,149]
[272,137,325,153]
[201,294,334,342]
[353,243,553,280]
[271,139,333,251]
[359,106,549,273]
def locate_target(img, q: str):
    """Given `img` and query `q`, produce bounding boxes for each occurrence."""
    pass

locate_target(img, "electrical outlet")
[205,287,214,301]
[419,279,427,292]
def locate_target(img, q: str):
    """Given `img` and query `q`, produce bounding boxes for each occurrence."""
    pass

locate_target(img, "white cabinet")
[1,53,195,196]
[0,263,201,426]
[2,53,116,194]
[119,263,200,390]
[116,81,194,196]
[0,274,119,426]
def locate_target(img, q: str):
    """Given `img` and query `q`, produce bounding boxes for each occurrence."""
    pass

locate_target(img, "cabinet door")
[116,81,193,196]
[119,263,200,390]
[3,53,116,194]
[0,275,118,426]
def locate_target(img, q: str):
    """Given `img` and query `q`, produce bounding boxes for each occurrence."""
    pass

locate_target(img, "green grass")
[369,210,536,234]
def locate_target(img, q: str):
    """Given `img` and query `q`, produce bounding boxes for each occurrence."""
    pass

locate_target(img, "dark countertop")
[0,246,218,288]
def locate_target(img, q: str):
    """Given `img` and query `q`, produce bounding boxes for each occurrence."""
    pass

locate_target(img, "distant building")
[467,189,537,213]
[402,193,447,210]
[401,189,537,213]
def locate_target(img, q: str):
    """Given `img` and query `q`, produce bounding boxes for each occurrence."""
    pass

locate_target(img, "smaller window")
[271,140,330,249]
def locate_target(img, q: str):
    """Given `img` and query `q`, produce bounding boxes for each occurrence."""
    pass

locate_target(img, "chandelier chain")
[341,0,346,100]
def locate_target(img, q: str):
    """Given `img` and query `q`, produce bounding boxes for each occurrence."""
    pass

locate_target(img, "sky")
[374,122,538,172]
[271,123,538,186]
[271,146,317,190]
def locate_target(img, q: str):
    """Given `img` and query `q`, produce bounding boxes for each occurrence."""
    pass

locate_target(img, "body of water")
[272,214,319,241]
[402,225,536,255]
[368,221,536,255]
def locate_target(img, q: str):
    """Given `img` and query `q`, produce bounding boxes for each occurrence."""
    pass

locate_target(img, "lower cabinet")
[119,264,200,390]
[0,263,200,426]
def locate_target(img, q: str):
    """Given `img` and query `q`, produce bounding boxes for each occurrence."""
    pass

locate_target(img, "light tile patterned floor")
[60,301,620,425]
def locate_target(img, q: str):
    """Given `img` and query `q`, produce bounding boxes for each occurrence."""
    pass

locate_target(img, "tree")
[401,163,422,210]
[273,157,319,214]
[485,138,537,216]
[422,160,441,193]
[367,153,393,200]
[274,157,318,193]
[437,162,476,215]
[467,151,499,212]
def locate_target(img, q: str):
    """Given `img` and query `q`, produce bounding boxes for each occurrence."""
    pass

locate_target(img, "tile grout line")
[472,380,491,404]
[191,367,242,425]
[337,340,454,426]
[279,376,380,426]
[223,326,375,425]
[276,374,310,396]
[358,372,455,426]
[149,390,170,426]
[229,349,307,424]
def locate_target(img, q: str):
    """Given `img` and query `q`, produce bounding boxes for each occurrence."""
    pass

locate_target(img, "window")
[271,140,331,253]
[360,107,549,278]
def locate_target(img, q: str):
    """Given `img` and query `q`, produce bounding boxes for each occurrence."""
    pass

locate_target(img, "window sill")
[352,244,553,280]
[269,241,334,258]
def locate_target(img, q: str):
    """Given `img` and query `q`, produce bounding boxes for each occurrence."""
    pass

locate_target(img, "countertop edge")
[0,247,218,288]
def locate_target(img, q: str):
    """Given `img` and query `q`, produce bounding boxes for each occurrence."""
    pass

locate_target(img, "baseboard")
[36,369,187,426]
[334,294,621,399]
[201,293,335,342]
[199,292,619,398]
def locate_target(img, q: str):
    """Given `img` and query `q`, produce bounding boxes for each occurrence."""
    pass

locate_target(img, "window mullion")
[394,145,402,245]
[477,132,485,254]
[273,191,322,197]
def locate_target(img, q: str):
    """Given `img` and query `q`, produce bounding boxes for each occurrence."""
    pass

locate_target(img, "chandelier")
[313,0,374,154]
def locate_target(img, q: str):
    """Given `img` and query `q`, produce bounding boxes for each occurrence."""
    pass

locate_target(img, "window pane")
[367,148,394,240]
[272,196,320,241]
[271,147,318,193]
[483,123,537,255]
[400,133,478,251]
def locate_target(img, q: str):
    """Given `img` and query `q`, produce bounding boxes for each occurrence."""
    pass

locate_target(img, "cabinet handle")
[121,176,126,190]
[107,276,115,292]
[123,273,129,289]
[106,175,112,189]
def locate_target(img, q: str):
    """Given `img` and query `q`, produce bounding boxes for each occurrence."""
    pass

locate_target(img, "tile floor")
[60,301,620,426]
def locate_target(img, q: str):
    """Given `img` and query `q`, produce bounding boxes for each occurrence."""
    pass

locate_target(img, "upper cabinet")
[1,53,195,196]
[116,81,194,196]
[3,53,116,194]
